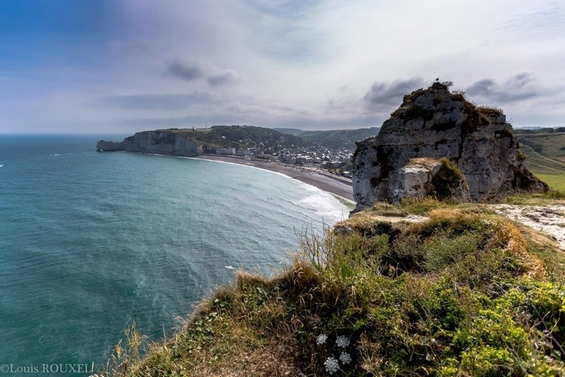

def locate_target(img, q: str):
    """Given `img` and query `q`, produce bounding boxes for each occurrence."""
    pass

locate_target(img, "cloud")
[163,60,240,87]
[498,2,565,40]
[363,77,424,111]
[325,96,363,116]
[207,70,240,86]
[325,78,428,122]
[465,73,546,103]
[243,0,327,62]
[466,79,496,97]
[506,72,532,89]
[121,112,380,131]
[162,61,204,81]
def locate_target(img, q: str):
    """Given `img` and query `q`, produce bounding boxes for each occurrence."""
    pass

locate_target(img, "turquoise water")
[0,135,347,374]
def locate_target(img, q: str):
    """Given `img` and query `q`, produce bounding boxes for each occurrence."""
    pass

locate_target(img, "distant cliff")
[97,126,309,157]
[97,130,201,156]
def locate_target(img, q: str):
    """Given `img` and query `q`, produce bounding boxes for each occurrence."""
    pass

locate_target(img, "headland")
[96,126,354,202]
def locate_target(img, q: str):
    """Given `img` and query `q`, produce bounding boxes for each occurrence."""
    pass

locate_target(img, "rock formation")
[97,130,201,157]
[352,82,548,209]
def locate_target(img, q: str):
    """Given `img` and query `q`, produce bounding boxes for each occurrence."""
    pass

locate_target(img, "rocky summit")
[352,82,547,209]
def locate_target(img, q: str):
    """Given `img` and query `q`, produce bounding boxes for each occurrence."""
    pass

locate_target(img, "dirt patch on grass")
[489,204,565,251]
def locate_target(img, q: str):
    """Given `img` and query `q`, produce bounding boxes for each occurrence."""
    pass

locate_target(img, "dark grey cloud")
[506,72,532,89]
[466,73,545,103]
[466,79,496,97]
[363,77,424,111]
[100,91,214,110]
[163,60,239,87]
[207,70,239,86]
[495,91,540,103]
[162,61,204,81]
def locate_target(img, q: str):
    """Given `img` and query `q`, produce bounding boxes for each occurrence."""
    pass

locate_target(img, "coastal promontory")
[97,126,308,157]
[352,82,548,208]
[97,130,200,156]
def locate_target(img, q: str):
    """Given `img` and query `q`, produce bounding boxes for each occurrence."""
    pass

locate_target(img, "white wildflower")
[336,335,350,348]
[339,351,352,365]
[324,356,339,375]
[316,333,328,345]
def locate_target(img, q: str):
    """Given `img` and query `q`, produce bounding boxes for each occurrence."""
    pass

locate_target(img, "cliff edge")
[352,82,548,209]
[97,130,201,156]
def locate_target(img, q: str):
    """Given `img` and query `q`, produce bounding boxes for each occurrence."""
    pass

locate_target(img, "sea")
[0,134,349,375]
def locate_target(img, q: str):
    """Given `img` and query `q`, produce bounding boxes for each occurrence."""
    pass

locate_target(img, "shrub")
[430,158,467,200]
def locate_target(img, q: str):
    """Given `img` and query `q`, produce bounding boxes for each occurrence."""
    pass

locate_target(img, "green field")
[517,132,565,191]
[534,172,565,191]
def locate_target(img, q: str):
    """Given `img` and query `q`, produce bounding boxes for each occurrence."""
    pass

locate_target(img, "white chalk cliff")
[352,82,548,209]
[97,130,201,157]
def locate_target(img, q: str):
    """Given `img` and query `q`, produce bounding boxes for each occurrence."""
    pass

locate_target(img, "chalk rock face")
[352,83,547,208]
[398,158,471,202]
[400,158,442,200]
[97,130,201,156]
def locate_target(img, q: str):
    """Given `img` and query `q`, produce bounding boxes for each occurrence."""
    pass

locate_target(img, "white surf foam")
[296,188,349,225]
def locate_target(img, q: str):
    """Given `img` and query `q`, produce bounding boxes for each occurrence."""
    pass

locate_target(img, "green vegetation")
[272,127,304,136]
[476,105,504,117]
[430,158,467,200]
[502,191,565,205]
[99,202,565,377]
[164,125,380,152]
[298,128,380,150]
[514,131,565,191]
[164,125,309,150]
[535,173,565,192]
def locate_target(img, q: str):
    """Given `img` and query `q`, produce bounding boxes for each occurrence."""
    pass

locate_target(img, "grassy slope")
[536,173,565,192]
[299,128,380,150]
[102,200,565,377]
[517,134,565,164]
[163,126,308,149]
[517,134,565,191]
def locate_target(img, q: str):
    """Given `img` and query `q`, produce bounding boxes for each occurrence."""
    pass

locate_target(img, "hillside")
[96,125,310,156]
[515,131,565,191]
[168,125,309,150]
[299,128,380,150]
[281,128,380,150]
[101,197,565,376]
[272,128,304,136]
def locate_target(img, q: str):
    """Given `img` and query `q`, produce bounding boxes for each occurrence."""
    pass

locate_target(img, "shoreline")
[196,155,355,202]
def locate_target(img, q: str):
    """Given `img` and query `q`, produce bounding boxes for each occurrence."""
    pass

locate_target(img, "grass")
[535,173,565,192]
[519,145,565,175]
[98,203,565,377]
[502,190,565,205]
[517,133,565,165]
[513,132,565,193]
[517,133,565,192]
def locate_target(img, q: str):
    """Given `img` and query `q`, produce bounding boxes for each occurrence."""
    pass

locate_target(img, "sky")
[0,0,564,133]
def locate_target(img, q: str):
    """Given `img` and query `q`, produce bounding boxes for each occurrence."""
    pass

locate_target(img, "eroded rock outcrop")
[353,82,548,208]
[97,130,201,156]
